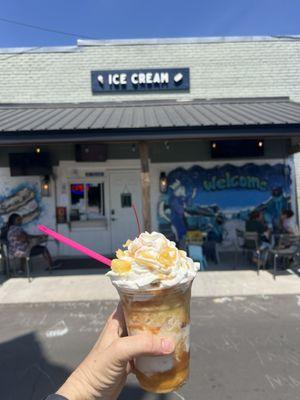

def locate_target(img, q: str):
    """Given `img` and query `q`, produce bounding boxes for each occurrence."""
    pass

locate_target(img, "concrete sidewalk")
[0,269,300,304]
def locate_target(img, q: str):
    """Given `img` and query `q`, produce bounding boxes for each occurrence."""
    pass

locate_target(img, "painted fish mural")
[0,186,41,225]
[0,187,35,214]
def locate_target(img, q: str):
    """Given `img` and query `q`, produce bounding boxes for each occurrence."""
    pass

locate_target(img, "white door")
[109,170,143,253]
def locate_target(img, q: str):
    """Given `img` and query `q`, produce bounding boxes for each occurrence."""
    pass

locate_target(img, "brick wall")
[0,37,299,104]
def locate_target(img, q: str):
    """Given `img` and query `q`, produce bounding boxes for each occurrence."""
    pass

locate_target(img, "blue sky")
[0,0,299,48]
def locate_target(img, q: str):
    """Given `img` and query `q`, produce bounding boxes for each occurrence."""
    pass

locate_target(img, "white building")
[0,35,300,264]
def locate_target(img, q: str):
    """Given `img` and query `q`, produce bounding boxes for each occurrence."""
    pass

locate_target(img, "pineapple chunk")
[158,247,177,267]
[111,259,131,274]
[116,249,125,258]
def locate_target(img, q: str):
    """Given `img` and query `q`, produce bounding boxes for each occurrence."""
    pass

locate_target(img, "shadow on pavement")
[0,331,175,400]
[264,266,300,278]
[120,384,149,399]
[0,332,70,400]
[2,256,110,280]
[120,385,176,399]
[54,257,110,273]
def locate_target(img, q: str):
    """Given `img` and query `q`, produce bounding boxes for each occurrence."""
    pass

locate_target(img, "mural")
[0,183,42,228]
[157,163,293,255]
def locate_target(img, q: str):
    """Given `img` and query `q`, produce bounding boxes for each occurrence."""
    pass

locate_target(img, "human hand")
[56,303,175,400]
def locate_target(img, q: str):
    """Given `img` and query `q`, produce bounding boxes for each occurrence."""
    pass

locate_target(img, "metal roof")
[0,98,300,135]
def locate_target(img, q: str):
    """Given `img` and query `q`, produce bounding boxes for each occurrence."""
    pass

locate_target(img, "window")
[87,183,105,218]
[69,181,105,221]
[71,183,85,207]
[121,192,132,208]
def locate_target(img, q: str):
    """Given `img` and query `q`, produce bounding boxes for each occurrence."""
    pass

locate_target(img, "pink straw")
[132,203,141,236]
[38,225,112,268]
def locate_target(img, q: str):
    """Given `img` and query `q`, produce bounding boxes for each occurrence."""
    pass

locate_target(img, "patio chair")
[13,256,32,282]
[267,234,300,280]
[0,229,53,282]
[235,229,261,274]
[187,244,207,271]
[0,237,30,281]
[2,239,51,282]
[0,239,12,277]
[215,230,236,266]
[186,231,207,270]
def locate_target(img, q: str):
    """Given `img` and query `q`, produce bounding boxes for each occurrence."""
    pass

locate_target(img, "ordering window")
[70,181,105,221]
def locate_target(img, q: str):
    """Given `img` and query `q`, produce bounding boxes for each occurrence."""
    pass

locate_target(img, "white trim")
[0,35,299,55]
[0,46,80,54]
[78,35,300,47]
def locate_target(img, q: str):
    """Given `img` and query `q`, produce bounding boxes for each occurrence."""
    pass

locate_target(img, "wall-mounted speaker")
[210,139,264,159]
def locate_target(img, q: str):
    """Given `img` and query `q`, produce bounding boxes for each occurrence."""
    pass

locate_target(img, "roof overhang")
[0,97,300,144]
[0,125,300,145]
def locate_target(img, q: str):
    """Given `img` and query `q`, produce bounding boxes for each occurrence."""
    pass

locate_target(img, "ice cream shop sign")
[91,68,190,93]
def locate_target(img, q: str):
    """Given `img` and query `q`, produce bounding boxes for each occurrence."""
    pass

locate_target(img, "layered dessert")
[106,231,199,393]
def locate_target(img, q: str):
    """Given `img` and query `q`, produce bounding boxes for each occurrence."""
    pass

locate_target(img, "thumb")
[110,334,175,365]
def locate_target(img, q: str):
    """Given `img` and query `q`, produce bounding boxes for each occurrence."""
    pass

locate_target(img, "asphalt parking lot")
[0,295,300,400]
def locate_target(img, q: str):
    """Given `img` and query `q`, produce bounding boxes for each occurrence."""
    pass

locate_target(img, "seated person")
[280,209,299,235]
[245,210,270,245]
[245,210,271,267]
[6,213,58,270]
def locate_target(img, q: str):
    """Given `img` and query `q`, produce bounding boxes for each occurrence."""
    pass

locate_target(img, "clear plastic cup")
[117,280,193,393]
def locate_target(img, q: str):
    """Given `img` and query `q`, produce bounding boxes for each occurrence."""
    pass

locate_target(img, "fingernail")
[161,338,174,353]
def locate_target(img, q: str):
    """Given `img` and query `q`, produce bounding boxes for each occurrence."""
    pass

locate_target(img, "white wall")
[1,37,300,103]
[0,168,57,255]
[55,160,140,256]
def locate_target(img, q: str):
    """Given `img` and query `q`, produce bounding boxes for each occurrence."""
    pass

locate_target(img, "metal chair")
[0,239,12,277]
[267,234,300,280]
[15,246,52,282]
[18,256,32,282]
[235,229,261,274]
[235,229,245,267]
[6,253,32,282]
[1,239,46,282]
[215,229,236,266]
[0,231,51,282]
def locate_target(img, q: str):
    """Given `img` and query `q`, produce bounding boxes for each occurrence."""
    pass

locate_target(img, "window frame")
[68,177,106,221]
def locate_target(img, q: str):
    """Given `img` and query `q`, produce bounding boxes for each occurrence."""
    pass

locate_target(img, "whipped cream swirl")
[106,231,200,290]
